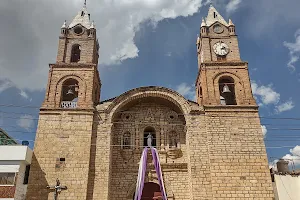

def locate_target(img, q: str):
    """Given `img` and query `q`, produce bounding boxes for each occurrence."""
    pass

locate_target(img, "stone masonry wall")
[26,111,94,200]
[205,109,274,199]
[186,114,213,200]
[90,113,112,200]
[42,65,98,110]
[197,64,256,106]
[102,100,189,200]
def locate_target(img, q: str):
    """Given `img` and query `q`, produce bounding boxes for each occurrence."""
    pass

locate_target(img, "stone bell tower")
[192,5,274,200]
[42,2,101,110]
[26,2,100,200]
[195,5,255,106]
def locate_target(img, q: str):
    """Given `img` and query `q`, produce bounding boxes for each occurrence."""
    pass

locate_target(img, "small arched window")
[144,127,156,147]
[219,76,237,105]
[122,132,131,149]
[198,86,202,98]
[71,44,81,63]
[61,78,79,108]
[217,55,227,61]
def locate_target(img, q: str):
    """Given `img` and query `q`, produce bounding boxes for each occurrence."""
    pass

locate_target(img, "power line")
[3,110,300,124]
[0,138,299,149]
[1,104,300,120]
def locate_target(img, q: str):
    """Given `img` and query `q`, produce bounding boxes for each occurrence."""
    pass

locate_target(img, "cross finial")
[84,0,87,6]
[47,178,67,200]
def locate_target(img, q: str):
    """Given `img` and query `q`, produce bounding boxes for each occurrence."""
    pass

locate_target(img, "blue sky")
[0,0,300,167]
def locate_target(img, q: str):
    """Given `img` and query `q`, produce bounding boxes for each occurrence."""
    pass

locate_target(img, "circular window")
[167,111,178,121]
[213,24,223,34]
[122,113,133,121]
[74,26,84,35]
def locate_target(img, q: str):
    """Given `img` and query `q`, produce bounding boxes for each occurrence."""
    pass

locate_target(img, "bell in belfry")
[66,87,74,95]
[222,84,231,93]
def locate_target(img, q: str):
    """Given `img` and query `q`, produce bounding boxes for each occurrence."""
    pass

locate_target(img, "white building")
[271,159,300,200]
[0,128,33,200]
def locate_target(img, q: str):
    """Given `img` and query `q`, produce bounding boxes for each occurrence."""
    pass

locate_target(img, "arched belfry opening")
[144,127,156,147]
[219,76,236,105]
[71,44,81,63]
[61,78,79,108]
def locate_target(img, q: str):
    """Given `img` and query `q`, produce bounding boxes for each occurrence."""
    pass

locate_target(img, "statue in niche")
[147,133,153,147]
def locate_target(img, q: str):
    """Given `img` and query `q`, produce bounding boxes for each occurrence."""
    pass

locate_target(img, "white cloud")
[17,115,34,131]
[0,0,205,91]
[19,90,28,99]
[175,82,196,101]
[165,52,172,57]
[251,81,295,113]
[226,0,242,14]
[269,146,300,170]
[269,159,278,170]
[251,82,280,105]
[261,125,267,138]
[275,100,295,113]
[0,80,13,93]
[283,29,300,71]
[290,145,300,157]
[282,145,300,166]
[19,90,33,102]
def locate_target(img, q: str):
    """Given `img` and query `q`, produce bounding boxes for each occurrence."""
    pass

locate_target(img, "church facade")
[26,4,274,200]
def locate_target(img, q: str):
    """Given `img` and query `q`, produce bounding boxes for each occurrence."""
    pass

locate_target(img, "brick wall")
[0,186,16,198]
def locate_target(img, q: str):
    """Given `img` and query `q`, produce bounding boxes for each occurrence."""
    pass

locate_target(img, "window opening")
[71,44,81,63]
[217,55,227,61]
[61,79,79,108]
[0,173,15,185]
[214,12,217,18]
[23,165,31,184]
[199,86,203,97]
[219,77,237,105]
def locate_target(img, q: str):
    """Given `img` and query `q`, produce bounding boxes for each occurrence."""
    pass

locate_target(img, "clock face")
[213,24,223,33]
[213,42,229,56]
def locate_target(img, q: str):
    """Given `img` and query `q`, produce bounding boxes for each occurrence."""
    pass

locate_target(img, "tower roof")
[201,18,207,27]
[228,19,235,26]
[61,20,67,29]
[205,5,229,27]
[68,3,92,29]
[0,128,17,145]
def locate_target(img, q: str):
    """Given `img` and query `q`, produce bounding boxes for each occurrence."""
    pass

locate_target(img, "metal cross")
[47,178,67,200]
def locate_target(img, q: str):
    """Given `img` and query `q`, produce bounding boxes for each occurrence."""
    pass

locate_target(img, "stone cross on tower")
[47,179,67,200]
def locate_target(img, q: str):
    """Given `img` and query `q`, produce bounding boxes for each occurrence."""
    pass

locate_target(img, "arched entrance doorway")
[133,182,162,200]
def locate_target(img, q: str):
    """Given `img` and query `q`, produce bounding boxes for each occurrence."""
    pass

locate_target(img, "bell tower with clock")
[196,5,256,106]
